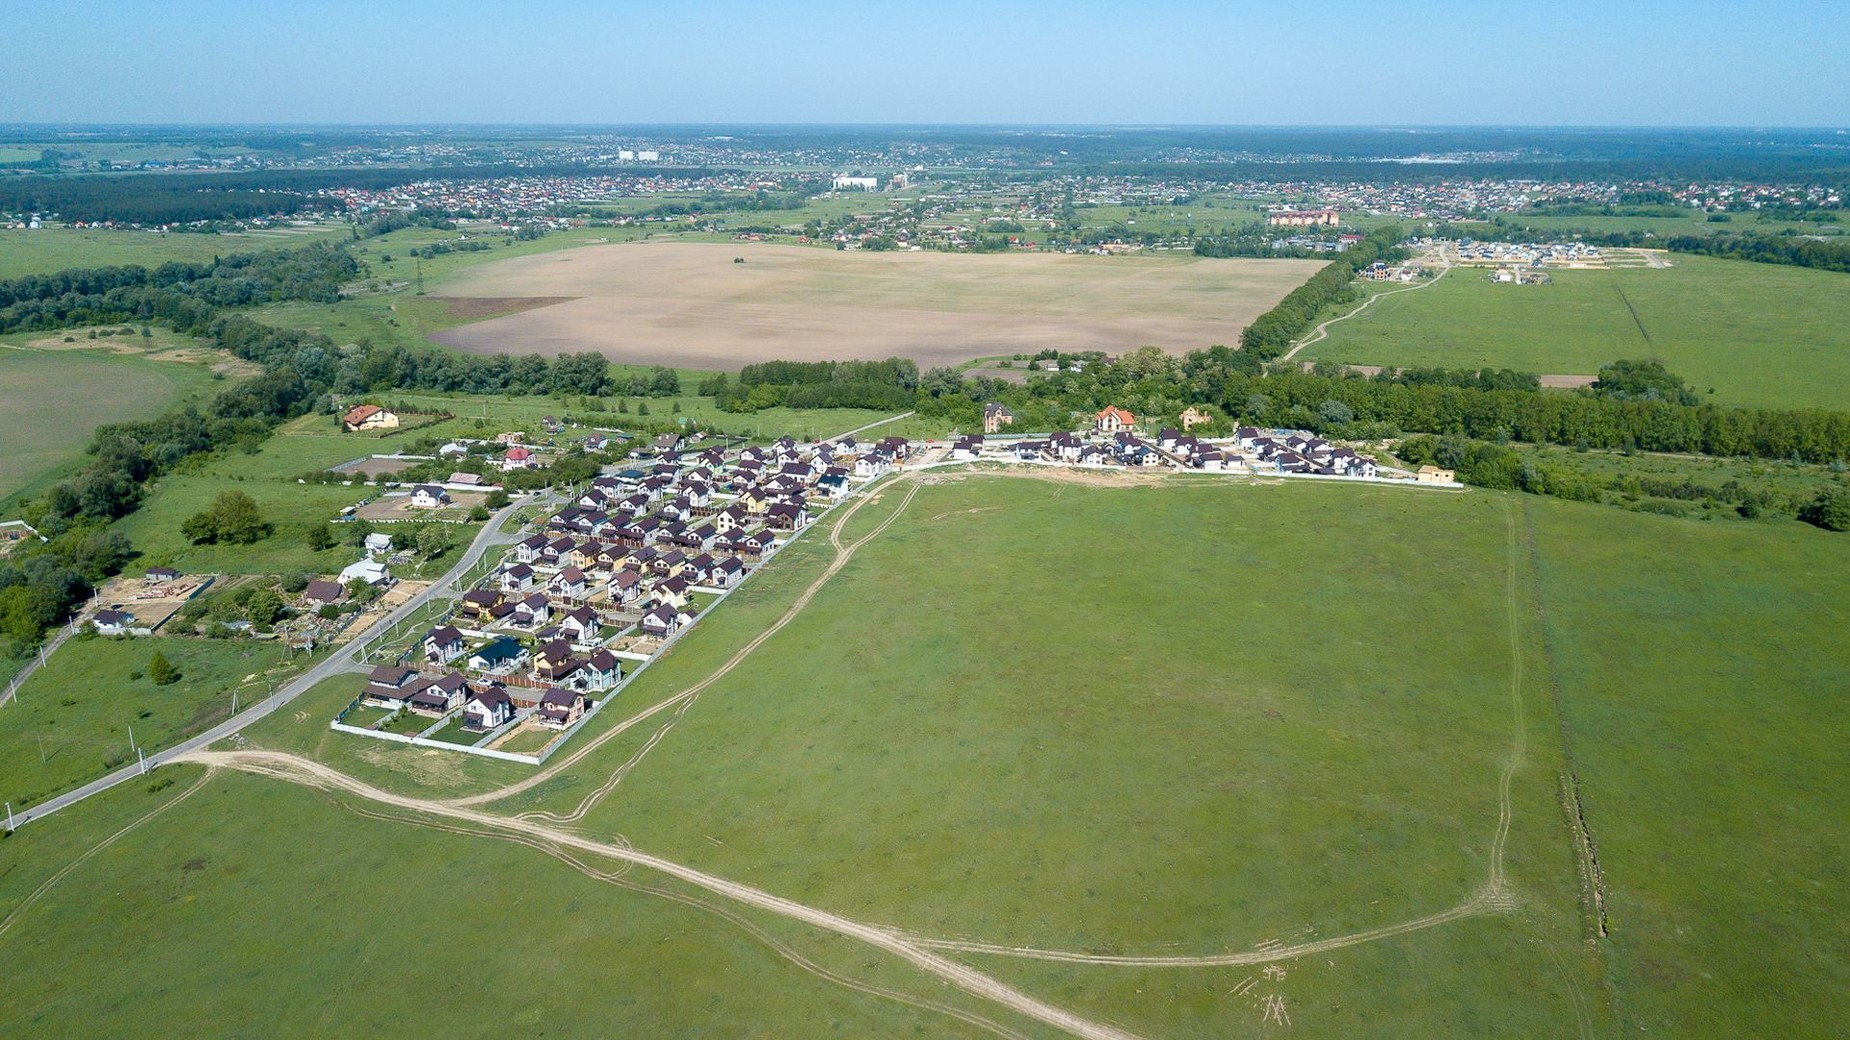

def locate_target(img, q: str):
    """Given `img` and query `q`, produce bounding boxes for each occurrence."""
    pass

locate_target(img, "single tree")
[416,526,449,558]
[148,651,179,686]
[305,524,335,551]
[245,589,284,628]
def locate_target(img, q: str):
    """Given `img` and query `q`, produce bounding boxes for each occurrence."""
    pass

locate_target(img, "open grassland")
[0,225,351,279]
[1301,254,1850,408]
[0,636,291,809]
[3,479,1845,1037]
[1521,498,1850,1038]
[0,772,1011,1040]
[428,242,1325,369]
[0,343,225,507]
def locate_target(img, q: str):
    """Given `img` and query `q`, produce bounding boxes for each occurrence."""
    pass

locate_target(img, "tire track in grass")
[178,748,1144,1040]
[0,768,215,942]
[335,799,1036,1040]
[447,475,922,813]
[507,475,930,824]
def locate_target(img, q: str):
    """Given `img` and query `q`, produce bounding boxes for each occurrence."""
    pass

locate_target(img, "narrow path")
[830,410,916,441]
[1278,248,1452,364]
[0,768,215,940]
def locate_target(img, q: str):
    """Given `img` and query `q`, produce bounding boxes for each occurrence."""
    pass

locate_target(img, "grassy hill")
[3,476,1842,1037]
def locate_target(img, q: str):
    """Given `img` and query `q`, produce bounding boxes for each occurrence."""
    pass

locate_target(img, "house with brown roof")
[535,687,586,729]
[1095,406,1136,434]
[342,404,400,432]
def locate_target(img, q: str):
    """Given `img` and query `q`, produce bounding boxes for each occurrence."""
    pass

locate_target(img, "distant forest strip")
[0,164,724,224]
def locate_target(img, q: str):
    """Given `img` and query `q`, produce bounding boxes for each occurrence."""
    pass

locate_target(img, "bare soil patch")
[431,242,1323,369]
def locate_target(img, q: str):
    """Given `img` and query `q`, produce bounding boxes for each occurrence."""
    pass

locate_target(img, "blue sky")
[5,0,1847,125]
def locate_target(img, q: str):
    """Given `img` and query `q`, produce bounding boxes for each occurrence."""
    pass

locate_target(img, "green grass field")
[0,343,227,508]
[3,477,1844,1037]
[0,636,293,809]
[1301,254,1850,409]
[0,225,352,279]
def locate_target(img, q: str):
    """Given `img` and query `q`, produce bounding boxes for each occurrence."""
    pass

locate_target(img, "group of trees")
[180,491,269,545]
[0,243,360,334]
[711,357,921,413]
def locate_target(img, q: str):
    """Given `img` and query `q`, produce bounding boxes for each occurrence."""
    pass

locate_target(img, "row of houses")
[359,665,586,732]
[1234,428,1379,478]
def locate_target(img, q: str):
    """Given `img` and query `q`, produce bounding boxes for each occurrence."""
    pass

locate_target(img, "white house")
[339,560,391,587]
[409,485,452,510]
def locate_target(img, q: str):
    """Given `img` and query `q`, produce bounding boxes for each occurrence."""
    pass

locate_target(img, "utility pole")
[128,722,137,757]
[137,747,147,776]
[5,802,13,832]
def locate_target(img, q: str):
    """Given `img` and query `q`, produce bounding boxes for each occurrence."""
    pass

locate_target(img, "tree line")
[1236,225,1407,359]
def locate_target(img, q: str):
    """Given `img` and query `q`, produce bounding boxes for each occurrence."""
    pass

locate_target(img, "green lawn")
[1301,254,1850,409]
[0,636,293,809]
[4,478,1845,1037]
[0,344,225,508]
[490,725,555,755]
[100,404,487,575]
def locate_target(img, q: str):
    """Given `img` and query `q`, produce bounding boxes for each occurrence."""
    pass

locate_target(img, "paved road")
[6,502,529,830]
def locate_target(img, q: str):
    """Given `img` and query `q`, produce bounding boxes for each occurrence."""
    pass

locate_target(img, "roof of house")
[426,625,462,646]
[1097,405,1136,425]
[304,580,344,602]
[94,609,132,626]
[368,665,418,688]
[470,637,526,663]
[469,685,513,711]
[343,404,385,425]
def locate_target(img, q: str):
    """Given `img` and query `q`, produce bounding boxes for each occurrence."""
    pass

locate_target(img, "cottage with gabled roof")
[536,687,586,729]
[93,608,135,636]
[639,604,689,638]
[462,685,514,731]
[1095,406,1136,434]
[423,625,465,665]
[342,404,400,432]
[466,636,530,675]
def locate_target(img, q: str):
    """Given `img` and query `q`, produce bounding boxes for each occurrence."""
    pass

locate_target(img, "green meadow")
[0,636,293,809]
[1301,254,1850,409]
[0,225,352,279]
[3,463,1845,1038]
[0,342,227,509]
